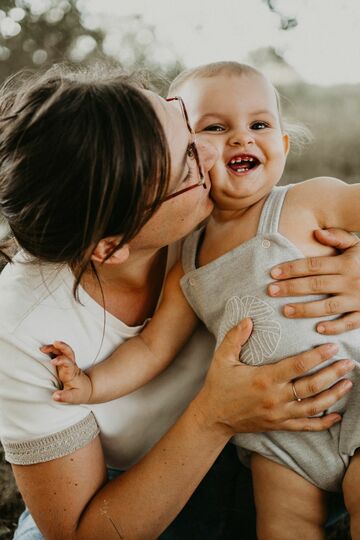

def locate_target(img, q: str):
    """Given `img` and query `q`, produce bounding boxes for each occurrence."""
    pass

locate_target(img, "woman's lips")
[227,154,260,175]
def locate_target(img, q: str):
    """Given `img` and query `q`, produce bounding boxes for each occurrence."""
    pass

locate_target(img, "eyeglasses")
[161,96,206,203]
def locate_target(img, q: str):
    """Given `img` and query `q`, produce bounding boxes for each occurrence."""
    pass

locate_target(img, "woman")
[0,66,357,540]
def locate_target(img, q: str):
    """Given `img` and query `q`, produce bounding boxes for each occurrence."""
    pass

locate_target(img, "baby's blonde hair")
[169,60,311,149]
[169,61,259,92]
[169,61,283,125]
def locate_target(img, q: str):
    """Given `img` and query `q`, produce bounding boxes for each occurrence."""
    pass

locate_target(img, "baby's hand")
[40,341,92,404]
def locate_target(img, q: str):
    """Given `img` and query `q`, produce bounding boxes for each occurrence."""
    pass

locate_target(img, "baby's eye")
[251,121,269,130]
[201,124,225,132]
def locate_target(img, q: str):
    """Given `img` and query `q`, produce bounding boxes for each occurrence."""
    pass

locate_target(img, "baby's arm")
[44,262,198,404]
[291,177,360,232]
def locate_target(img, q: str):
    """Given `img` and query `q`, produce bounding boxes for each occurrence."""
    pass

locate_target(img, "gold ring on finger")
[292,381,302,402]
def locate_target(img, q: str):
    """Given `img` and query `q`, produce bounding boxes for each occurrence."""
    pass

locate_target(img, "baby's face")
[177,73,289,211]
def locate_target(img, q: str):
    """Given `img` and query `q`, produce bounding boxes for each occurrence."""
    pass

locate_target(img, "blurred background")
[0,1,357,538]
[0,0,359,184]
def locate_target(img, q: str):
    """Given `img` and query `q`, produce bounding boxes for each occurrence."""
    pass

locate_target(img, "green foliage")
[0,1,184,95]
[0,0,108,81]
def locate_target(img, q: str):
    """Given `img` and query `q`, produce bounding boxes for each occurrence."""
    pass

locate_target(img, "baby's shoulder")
[280,177,346,255]
[287,176,345,204]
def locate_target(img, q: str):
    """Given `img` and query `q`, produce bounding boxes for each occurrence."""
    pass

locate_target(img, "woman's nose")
[197,138,218,174]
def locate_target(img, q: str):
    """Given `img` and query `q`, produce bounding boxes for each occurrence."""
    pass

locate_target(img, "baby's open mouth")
[227,154,260,173]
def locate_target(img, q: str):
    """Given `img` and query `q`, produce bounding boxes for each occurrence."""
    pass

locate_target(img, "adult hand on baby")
[267,228,360,335]
[197,318,354,436]
[40,341,93,403]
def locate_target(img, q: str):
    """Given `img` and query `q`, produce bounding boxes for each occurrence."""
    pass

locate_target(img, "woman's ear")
[91,236,130,265]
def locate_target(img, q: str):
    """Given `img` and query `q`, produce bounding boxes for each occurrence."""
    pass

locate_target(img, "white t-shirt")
[0,244,215,467]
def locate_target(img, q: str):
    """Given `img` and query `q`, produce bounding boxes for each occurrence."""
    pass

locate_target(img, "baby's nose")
[229,130,255,146]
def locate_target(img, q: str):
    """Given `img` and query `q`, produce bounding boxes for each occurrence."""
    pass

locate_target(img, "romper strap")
[257,184,294,235]
[181,227,204,274]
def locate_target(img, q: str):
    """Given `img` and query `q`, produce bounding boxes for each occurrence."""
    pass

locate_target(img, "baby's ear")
[91,236,130,265]
[282,133,290,156]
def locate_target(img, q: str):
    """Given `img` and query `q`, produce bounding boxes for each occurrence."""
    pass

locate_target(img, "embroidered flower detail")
[218,296,281,365]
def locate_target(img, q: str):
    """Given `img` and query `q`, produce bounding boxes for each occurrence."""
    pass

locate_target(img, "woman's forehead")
[143,90,188,149]
[143,90,182,127]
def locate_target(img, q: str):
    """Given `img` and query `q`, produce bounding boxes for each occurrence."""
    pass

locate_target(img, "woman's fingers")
[289,378,352,418]
[279,296,357,320]
[273,343,340,383]
[314,228,360,250]
[316,311,360,335]
[274,413,342,432]
[267,230,360,328]
[291,359,354,399]
[205,329,353,435]
[270,229,360,282]
[268,275,345,298]
[217,318,253,361]
[270,256,343,280]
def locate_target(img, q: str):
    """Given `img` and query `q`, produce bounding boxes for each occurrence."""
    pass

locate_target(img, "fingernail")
[240,318,252,329]
[326,343,339,353]
[284,305,295,317]
[271,267,282,278]
[320,230,330,236]
[53,393,61,401]
[317,324,325,334]
[268,284,280,296]
[344,360,355,370]
[341,380,353,391]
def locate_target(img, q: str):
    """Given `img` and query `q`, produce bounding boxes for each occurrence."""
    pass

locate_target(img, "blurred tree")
[94,11,184,95]
[0,1,184,93]
[0,0,105,82]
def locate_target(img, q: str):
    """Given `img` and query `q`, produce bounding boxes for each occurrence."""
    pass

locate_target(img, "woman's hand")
[196,318,354,437]
[14,320,354,540]
[267,228,360,335]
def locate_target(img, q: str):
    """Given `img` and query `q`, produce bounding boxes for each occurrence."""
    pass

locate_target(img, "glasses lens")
[171,98,204,183]
[165,97,205,191]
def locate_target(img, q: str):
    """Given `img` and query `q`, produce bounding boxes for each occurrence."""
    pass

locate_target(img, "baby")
[44,62,360,539]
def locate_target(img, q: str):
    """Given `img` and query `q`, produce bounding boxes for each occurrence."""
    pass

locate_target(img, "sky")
[80,0,360,86]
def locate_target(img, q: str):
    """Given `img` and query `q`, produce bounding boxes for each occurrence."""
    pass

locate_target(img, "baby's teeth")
[230,157,255,164]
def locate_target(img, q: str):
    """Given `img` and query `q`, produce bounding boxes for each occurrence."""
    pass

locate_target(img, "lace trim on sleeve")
[2,412,99,465]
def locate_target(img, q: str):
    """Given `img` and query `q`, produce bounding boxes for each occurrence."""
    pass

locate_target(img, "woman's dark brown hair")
[0,65,170,296]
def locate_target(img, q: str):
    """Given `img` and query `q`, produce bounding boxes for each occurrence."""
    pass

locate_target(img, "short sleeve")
[0,337,99,465]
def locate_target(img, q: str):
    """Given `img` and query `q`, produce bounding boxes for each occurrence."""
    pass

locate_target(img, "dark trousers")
[159,443,347,540]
